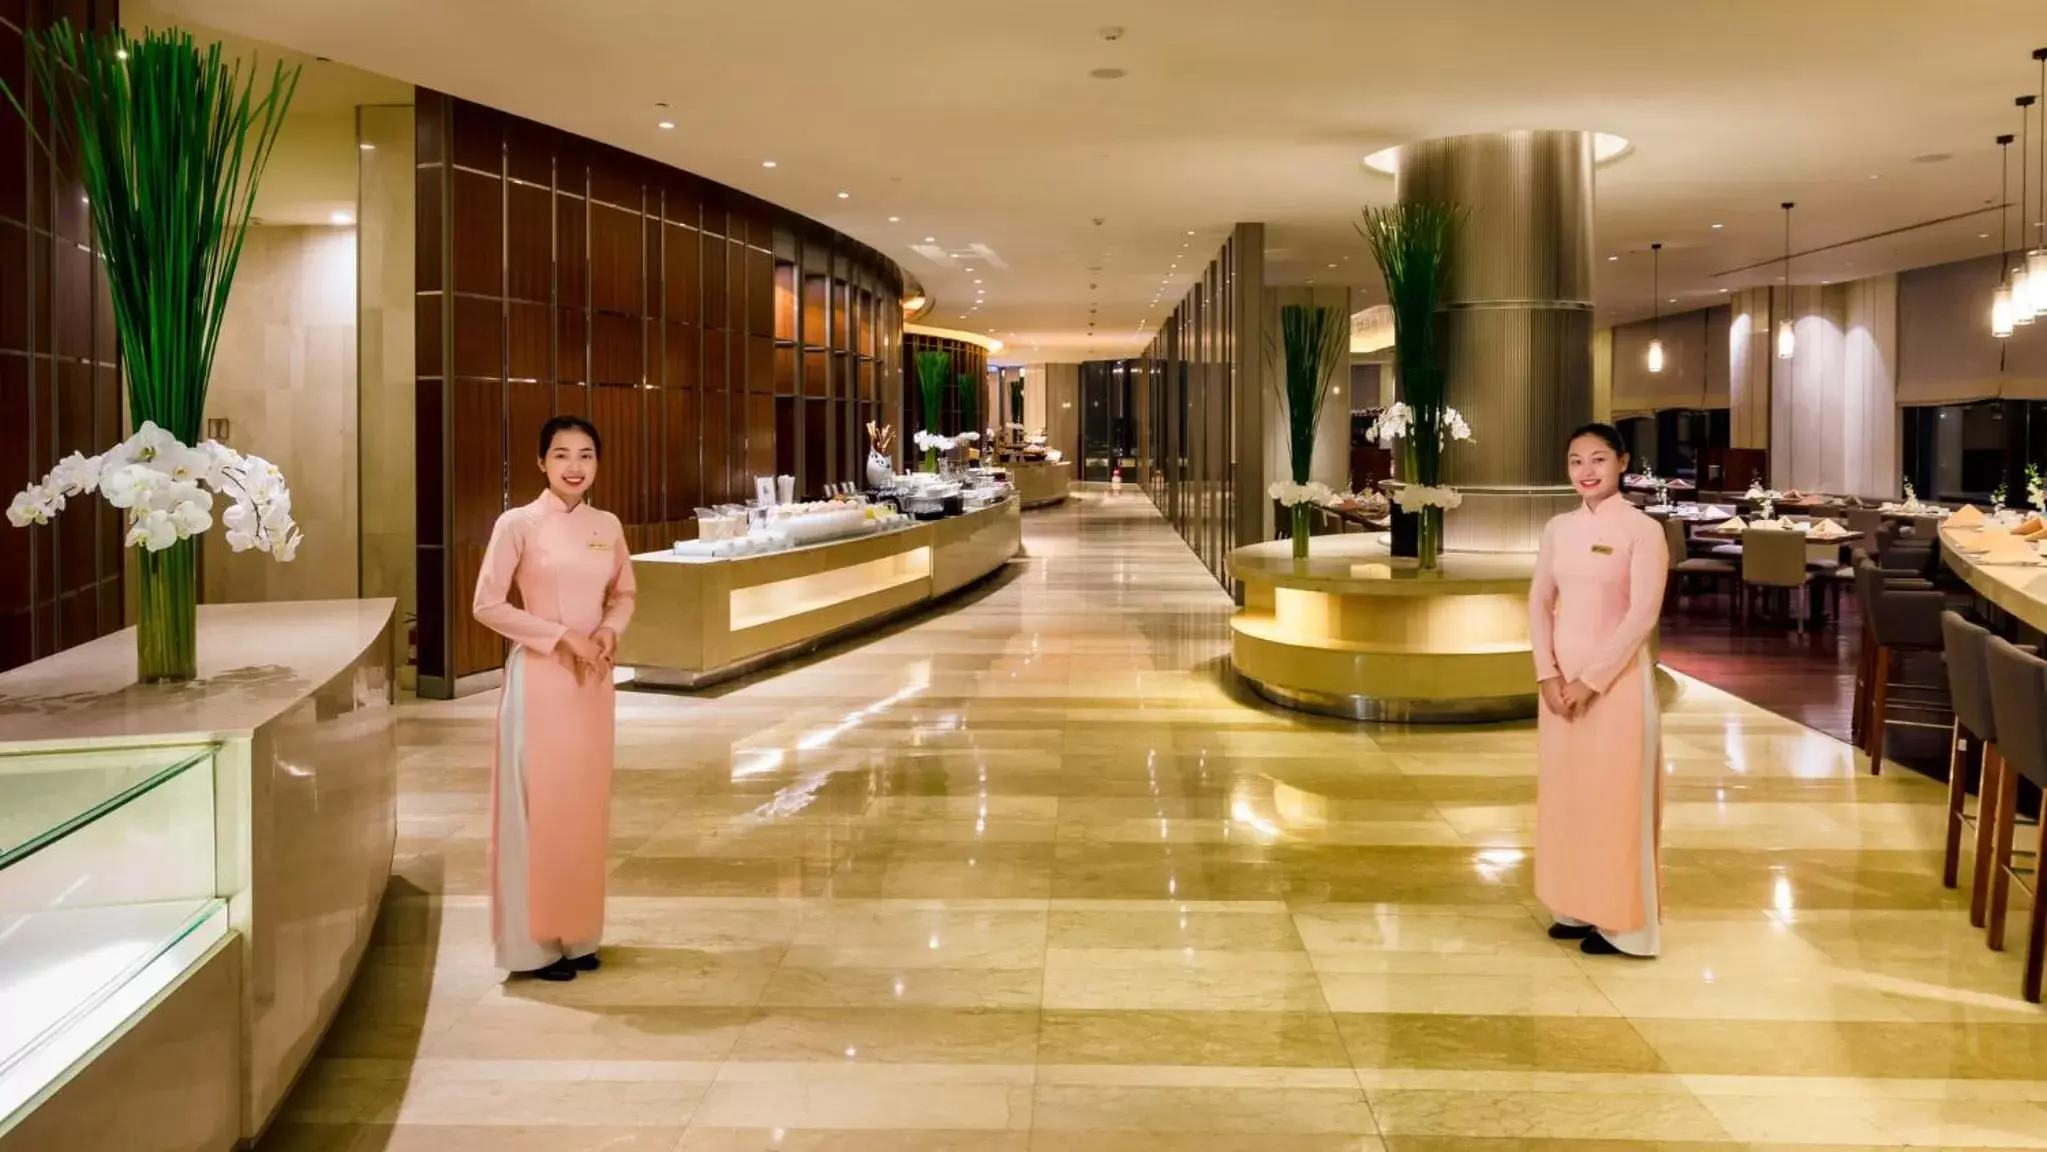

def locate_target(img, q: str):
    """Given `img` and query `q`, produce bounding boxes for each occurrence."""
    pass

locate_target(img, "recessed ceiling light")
[925,236,936,243]
[1710,223,1723,229]
[837,191,850,199]
[1868,174,1880,180]
[1981,232,1991,239]
[1186,231,1195,236]
[974,279,982,284]
[1327,263,1337,269]
[1719,288,1729,293]
[888,216,900,223]
[1669,298,1677,304]
[658,121,675,130]
[762,160,777,168]
[1608,255,1619,262]
[331,211,353,225]
[359,142,375,152]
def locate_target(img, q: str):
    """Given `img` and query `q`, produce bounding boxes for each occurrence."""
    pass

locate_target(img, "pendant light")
[1996,132,2017,338]
[1647,242,1665,373]
[2017,96,2037,323]
[1776,203,1795,360]
[2030,49,2047,291]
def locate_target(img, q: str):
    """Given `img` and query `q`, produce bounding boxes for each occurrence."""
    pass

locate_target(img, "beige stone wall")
[201,225,359,605]
[357,105,417,678]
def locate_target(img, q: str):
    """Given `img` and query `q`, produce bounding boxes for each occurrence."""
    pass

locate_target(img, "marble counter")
[1009,460,1074,509]
[0,600,398,1151]
[1229,535,1539,722]
[1940,525,2047,633]
[622,499,1021,689]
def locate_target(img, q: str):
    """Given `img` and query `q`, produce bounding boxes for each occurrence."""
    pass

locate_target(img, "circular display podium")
[1230,534,1539,723]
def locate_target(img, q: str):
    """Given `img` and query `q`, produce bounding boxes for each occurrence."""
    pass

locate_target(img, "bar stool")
[1856,562,1951,775]
[1983,636,2047,1001]
[1940,611,2006,925]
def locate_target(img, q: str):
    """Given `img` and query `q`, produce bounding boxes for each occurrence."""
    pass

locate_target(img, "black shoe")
[1579,933,1649,958]
[1547,922,1596,941]
[516,958,578,981]
[567,951,601,972]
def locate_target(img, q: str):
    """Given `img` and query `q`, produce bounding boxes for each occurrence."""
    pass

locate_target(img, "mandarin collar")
[536,490,582,515]
[1588,494,1630,520]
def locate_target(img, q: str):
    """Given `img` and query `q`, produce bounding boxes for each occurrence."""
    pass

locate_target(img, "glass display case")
[0,743,228,1126]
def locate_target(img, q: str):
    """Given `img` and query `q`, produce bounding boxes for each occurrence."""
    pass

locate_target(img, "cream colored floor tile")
[678,1131,1032,1152]
[367,1079,707,1126]
[1318,972,1619,1016]
[1029,1085,1378,1134]
[1039,965,1330,1011]
[690,1082,1034,1130]
[1699,1094,2047,1147]
[1365,1088,1730,1140]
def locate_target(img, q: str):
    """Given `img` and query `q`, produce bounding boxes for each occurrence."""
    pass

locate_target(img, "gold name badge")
[588,539,612,550]
[1591,544,1614,555]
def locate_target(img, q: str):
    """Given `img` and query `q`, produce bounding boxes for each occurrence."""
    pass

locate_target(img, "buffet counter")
[1009,460,1073,509]
[1229,535,1538,722]
[1940,524,2047,633]
[0,600,397,1152]
[622,497,1021,688]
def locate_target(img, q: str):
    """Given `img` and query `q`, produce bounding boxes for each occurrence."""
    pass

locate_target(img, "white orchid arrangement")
[913,430,981,454]
[1364,402,1474,448]
[1394,484,1464,512]
[1744,477,1784,521]
[2027,464,2044,513]
[7,421,302,560]
[1268,480,1353,509]
[1993,482,2009,515]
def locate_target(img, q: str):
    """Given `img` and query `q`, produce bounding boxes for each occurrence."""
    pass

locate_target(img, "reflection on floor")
[262,489,2047,1152]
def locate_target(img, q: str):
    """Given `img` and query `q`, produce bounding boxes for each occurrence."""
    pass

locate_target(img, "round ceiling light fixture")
[1361,132,1632,175]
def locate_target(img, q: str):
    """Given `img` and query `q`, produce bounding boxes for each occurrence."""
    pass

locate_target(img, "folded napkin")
[1808,518,1848,539]
[2017,515,2045,535]
[1949,505,1987,528]
[1716,517,1747,532]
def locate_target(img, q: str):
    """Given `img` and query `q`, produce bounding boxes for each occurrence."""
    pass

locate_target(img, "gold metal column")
[1396,131,1595,552]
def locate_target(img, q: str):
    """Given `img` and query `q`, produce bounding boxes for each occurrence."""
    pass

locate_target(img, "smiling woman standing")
[472,415,637,981]
[1527,423,1668,958]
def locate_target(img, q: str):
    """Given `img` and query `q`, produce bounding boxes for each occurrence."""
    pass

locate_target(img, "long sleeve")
[598,516,636,635]
[1579,518,1668,693]
[1529,521,1560,681]
[473,513,568,655]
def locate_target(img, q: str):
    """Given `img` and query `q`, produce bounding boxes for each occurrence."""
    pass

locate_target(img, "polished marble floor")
[264,488,2047,1152]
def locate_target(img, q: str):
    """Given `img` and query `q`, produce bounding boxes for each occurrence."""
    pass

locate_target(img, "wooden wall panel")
[0,0,124,674]
[414,89,905,694]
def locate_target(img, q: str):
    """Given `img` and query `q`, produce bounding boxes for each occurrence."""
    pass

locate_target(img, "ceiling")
[157,0,2047,362]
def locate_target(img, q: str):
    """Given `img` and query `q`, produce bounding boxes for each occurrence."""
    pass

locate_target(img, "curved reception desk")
[1009,461,1074,509]
[0,600,397,1152]
[1230,536,1538,722]
[622,497,1021,689]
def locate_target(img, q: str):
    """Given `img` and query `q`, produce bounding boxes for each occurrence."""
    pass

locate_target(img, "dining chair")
[1663,517,1734,611]
[1983,635,2047,1001]
[1740,528,1813,629]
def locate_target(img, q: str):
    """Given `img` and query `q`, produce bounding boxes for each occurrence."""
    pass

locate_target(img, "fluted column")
[1396,131,1595,552]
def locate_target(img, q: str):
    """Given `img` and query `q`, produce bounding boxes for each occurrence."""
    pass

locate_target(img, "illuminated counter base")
[623,498,1021,689]
[1009,461,1074,509]
[1230,536,1538,723]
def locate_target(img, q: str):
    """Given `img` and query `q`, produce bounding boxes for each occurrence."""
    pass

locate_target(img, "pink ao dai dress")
[1527,495,1668,956]
[472,491,636,972]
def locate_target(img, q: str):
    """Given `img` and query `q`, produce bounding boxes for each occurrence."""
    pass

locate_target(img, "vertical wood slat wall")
[900,332,988,440]
[413,90,904,696]
[0,0,125,674]
[1140,228,1241,588]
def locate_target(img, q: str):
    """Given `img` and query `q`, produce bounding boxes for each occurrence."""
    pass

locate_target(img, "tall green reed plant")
[914,350,952,471]
[1269,304,1349,486]
[5,22,298,681]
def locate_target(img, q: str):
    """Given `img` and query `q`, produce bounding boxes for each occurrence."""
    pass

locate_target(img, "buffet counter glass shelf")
[620,496,1022,689]
[0,743,228,1130]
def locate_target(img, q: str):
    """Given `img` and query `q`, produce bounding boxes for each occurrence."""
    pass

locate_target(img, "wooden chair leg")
[1852,623,1874,746]
[1989,761,2020,951]
[1972,746,2005,929]
[1945,720,1969,889]
[2028,817,2047,1003]
[1865,645,1891,776]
